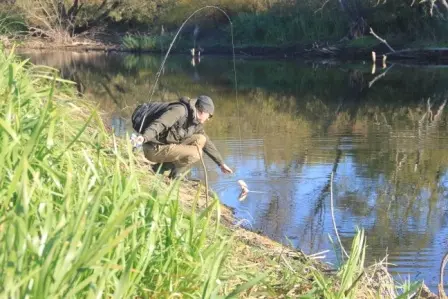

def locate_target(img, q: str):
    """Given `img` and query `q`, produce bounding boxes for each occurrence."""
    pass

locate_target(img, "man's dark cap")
[196,95,214,117]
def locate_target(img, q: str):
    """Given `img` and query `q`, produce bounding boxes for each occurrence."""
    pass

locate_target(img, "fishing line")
[148,5,238,103]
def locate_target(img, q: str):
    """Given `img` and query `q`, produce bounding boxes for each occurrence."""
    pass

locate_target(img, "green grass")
[304,229,422,298]
[0,10,26,37]
[345,36,381,49]
[122,34,192,52]
[122,34,161,51]
[306,229,367,299]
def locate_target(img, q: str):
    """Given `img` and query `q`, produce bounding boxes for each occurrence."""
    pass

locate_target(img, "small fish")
[238,180,249,193]
[237,180,268,201]
[237,180,249,201]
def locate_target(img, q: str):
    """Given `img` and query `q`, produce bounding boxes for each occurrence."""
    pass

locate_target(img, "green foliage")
[306,229,366,299]
[122,33,185,51]
[395,278,423,298]
[346,36,379,48]
[112,0,175,23]
[122,34,159,50]
[0,6,26,36]
[231,8,348,45]
[306,229,423,298]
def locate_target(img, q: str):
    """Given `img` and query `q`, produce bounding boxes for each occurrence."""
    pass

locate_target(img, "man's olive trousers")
[143,134,206,177]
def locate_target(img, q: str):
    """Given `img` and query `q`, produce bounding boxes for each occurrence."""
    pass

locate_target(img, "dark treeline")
[2,0,448,51]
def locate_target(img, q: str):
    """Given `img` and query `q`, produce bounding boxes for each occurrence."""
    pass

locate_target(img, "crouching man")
[135,95,233,179]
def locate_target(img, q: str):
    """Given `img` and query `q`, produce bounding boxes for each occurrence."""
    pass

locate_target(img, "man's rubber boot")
[169,167,202,183]
[169,166,188,180]
[152,162,175,175]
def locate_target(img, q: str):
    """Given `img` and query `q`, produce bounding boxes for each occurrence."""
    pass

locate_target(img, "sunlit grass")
[306,229,367,299]
[305,229,422,298]
[122,34,190,52]
[122,34,160,51]
[0,12,25,37]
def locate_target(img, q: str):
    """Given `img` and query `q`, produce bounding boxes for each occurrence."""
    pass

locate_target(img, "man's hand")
[220,164,233,174]
[131,134,145,150]
[136,135,145,145]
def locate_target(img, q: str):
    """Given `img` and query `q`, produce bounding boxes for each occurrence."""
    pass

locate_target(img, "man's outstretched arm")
[202,134,233,174]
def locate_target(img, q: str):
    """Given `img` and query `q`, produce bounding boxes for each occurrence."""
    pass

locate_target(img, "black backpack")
[131,102,171,133]
[131,98,191,134]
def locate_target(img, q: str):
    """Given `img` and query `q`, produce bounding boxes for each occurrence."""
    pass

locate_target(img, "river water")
[19,50,448,291]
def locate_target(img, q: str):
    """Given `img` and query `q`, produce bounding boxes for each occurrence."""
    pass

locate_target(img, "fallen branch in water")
[370,27,395,53]
[368,64,394,88]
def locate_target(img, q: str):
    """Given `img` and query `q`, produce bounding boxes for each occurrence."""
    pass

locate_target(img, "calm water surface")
[20,50,448,291]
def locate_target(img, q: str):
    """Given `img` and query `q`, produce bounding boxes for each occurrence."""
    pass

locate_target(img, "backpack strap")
[177,96,195,124]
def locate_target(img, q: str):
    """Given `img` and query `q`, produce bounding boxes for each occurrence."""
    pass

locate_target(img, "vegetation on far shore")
[1,0,448,59]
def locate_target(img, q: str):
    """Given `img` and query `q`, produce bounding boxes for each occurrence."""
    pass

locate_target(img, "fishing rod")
[133,5,238,146]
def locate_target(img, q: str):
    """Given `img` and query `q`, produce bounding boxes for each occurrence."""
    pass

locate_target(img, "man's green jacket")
[142,97,224,166]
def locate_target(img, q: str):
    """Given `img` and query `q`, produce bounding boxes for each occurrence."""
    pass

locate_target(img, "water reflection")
[18,50,448,291]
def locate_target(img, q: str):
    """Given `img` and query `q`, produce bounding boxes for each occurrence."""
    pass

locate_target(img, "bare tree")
[16,0,120,42]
